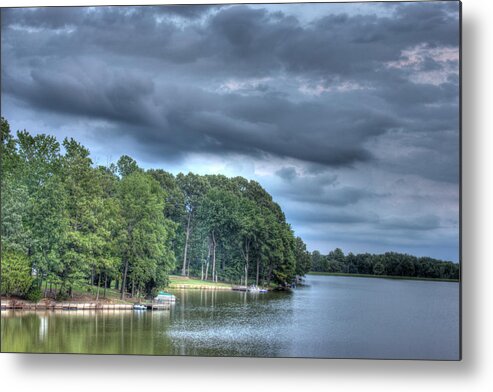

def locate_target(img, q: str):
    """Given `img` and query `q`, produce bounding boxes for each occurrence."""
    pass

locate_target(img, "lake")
[0,275,460,359]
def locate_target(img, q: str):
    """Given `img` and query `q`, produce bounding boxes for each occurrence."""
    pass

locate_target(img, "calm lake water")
[0,275,460,359]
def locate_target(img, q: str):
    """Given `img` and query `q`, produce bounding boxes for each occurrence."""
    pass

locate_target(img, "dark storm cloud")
[2,5,214,28]
[275,167,298,182]
[2,3,459,169]
[1,2,460,260]
[3,67,397,166]
[379,214,441,231]
[3,63,156,127]
[287,209,379,225]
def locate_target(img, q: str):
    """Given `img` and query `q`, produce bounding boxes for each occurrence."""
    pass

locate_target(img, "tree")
[59,138,100,296]
[294,237,311,277]
[0,117,316,300]
[237,198,262,287]
[197,189,239,282]
[118,171,176,299]
[176,173,209,276]
[27,174,69,293]
[116,155,141,178]
[1,251,33,297]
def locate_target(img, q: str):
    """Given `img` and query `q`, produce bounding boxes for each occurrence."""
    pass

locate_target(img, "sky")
[0,1,460,261]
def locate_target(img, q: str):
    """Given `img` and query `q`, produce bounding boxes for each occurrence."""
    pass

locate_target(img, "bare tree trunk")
[211,231,217,283]
[256,260,260,286]
[181,213,192,276]
[120,258,129,300]
[244,247,249,287]
[203,239,211,280]
[131,279,135,298]
[104,273,108,298]
[96,274,101,301]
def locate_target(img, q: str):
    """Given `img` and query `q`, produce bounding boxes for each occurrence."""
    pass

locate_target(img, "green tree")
[118,171,176,299]
[1,251,33,297]
[176,173,210,276]
[294,236,311,277]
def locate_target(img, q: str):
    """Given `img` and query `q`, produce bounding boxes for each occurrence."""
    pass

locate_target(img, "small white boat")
[133,304,147,310]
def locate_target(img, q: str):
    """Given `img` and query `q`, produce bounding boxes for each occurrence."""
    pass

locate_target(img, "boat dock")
[0,300,173,311]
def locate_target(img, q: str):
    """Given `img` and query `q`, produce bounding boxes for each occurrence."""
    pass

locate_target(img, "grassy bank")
[307,272,459,282]
[168,275,233,290]
[33,281,137,304]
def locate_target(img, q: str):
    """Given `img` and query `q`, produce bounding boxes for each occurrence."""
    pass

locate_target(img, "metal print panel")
[0,1,461,360]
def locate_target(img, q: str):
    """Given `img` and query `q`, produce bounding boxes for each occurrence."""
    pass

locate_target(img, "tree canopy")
[1,118,310,299]
[310,248,459,280]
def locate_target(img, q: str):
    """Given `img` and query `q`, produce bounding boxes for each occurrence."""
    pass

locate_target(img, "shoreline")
[307,272,459,282]
[0,299,173,311]
[168,284,233,290]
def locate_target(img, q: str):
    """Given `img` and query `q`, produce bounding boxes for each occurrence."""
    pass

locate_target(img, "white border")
[1,0,492,391]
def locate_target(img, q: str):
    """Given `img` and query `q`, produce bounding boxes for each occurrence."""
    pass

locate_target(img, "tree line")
[310,248,459,280]
[1,118,311,300]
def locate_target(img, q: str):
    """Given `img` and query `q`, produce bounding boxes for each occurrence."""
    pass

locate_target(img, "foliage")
[25,284,42,303]
[0,116,314,299]
[1,251,33,296]
[310,249,459,280]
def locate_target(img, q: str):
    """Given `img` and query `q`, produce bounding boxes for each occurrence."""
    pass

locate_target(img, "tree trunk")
[211,231,217,283]
[244,246,249,287]
[204,239,211,280]
[104,274,108,298]
[96,274,101,301]
[181,213,192,276]
[186,256,191,277]
[131,279,135,298]
[120,258,129,300]
[256,260,260,286]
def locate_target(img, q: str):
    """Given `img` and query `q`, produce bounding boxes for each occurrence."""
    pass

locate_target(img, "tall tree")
[176,173,209,276]
[118,171,176,299]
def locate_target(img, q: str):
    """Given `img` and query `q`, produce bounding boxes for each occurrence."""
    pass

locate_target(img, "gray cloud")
[1,2,460,260]
[380,214,441,231]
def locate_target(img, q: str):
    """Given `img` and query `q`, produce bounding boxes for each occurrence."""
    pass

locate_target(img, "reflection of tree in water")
[2,291,291,356]
[1,311,174,355]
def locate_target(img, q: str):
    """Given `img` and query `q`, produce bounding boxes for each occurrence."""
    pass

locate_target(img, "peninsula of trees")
[1,118,311,300]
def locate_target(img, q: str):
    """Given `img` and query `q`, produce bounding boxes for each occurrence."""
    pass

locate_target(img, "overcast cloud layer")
[1,2,460,261]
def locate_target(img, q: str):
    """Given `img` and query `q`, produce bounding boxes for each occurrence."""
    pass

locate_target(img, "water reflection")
[1,276,459,359]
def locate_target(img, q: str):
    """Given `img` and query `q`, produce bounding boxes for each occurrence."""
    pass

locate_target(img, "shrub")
[0,251,33,296]
[25,284,42,303]
[55,291,69,301]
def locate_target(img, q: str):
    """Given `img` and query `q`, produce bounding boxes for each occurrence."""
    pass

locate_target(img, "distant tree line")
[1,118,311,300]
[310,248,459,280]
